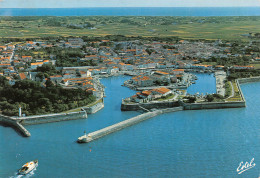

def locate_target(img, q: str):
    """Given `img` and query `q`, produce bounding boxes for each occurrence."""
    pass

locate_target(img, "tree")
[206,95,214,102]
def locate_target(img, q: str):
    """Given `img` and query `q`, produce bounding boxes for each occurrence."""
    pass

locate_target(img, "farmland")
[0,16,260,41]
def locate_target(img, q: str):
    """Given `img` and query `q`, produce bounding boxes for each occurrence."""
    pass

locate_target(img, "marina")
[0,75,259,177]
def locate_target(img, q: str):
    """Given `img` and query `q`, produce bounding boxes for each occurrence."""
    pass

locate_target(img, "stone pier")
[79,107,183,143]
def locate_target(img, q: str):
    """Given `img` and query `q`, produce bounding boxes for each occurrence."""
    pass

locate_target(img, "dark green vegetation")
[183,96,196,103]
[0,16,260,41]
[205,94,225,102]
[228,69,260,80]
[0,76,95,116]
[34,64,60,80]
[225,81,232,98]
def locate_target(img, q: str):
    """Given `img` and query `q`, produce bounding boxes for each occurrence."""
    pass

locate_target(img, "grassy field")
[226,81,242,102]
[0,16,259,41]
[250,63,260,69]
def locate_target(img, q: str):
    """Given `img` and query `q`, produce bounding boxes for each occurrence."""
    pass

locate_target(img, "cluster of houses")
[0,38,259,96]
[126,87,173,103]
[128,69,186,87]
[0,43,15,79]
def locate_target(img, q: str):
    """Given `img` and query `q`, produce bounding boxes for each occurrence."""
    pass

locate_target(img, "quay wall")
[0,114,30,137]
[121,101,180,111]
[83,102,104,114]
[17,111,87,125]
[238,76,260,84]
[16,122,31,137]
[87,107,183,142]
[236,79,246,102]
[183,101,245,110]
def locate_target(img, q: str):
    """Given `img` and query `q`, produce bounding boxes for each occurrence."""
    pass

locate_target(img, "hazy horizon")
[0,0,260,8]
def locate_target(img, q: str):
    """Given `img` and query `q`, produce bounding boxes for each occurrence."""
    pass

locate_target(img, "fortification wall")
[121,101,180,111]
[183,101,245,110]
[83,102,104,114]
[238,76,260,84]
[0,114,30,137]
[17,111,87,125]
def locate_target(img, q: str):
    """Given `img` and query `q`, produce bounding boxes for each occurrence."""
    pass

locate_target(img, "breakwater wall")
[182,78,246,110]
[182,101,245,110]
[83,102,104,114]
[121,101,180,111]
[0,114,30,137]
[237,76,260,84]
[17,111,87,125]
[0,111,87,137]
[85,107,183,143]
[236,79,246,102]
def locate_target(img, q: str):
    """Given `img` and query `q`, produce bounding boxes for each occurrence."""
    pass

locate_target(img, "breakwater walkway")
[0,111,87,137]
[78,107,183,143]
[0,114,31,137]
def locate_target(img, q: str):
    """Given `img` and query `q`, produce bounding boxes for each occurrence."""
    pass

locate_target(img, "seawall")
[236,79,246,102]
[121,101,180,111]
[17,111,87,125]
[83,107,183,143]
[0,111,87,137]
[83,102,104,114]
[237,76,260,84]
[182,101,245,110]
[0,114,30,137]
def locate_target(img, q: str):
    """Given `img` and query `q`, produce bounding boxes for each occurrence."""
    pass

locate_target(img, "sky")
[0,0,260,8]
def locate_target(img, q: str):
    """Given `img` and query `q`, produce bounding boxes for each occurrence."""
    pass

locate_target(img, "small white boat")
[18,160,38,175]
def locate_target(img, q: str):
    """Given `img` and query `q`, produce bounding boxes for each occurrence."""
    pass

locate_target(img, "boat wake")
[10,166,37,178]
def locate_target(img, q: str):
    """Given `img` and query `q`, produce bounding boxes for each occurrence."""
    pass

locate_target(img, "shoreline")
[79,76,258,143]
[1,75,260,137]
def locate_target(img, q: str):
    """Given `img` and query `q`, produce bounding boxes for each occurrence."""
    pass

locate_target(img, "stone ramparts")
[0,114,30,137]
[237,76,260,84]
[236,79,246,102]
[83,102,104,114]
[182,101,245,110]
[17,111,87,125]
[121,101,180,111]
[0,111,87,137]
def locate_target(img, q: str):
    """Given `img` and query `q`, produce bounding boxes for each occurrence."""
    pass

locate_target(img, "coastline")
[0,74,259,137]
[79,75,258,143]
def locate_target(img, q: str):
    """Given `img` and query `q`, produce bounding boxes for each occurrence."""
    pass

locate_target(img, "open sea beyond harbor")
[0,7,260,16]
[0,74,259,177]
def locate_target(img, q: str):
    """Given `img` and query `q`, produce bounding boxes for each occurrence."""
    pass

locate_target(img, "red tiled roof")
[152,87,171,94]
[19,73,26,80]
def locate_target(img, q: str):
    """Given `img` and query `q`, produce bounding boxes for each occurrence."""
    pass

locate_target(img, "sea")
[0,7,260,16]
[0,74,259,178]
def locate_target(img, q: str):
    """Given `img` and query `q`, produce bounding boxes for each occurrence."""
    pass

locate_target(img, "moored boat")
[18,160,38,175]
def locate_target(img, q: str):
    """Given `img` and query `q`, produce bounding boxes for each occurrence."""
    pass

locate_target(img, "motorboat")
[18,160,38,175]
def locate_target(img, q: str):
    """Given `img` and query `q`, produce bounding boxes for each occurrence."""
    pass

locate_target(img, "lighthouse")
[19,107,22,117]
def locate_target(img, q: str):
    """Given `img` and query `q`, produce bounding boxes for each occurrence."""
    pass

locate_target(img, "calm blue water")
[187,73,216,95]
[0,74,259,178]
[1,7,260,16]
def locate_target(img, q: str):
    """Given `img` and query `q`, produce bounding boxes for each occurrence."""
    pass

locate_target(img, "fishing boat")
[18,160,38,175]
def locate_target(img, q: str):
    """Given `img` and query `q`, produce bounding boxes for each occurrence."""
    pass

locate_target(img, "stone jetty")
[77,107,183,143]
[0,111,87,137]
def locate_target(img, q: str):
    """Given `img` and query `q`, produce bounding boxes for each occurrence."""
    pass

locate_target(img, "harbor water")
[0,74,259,178]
